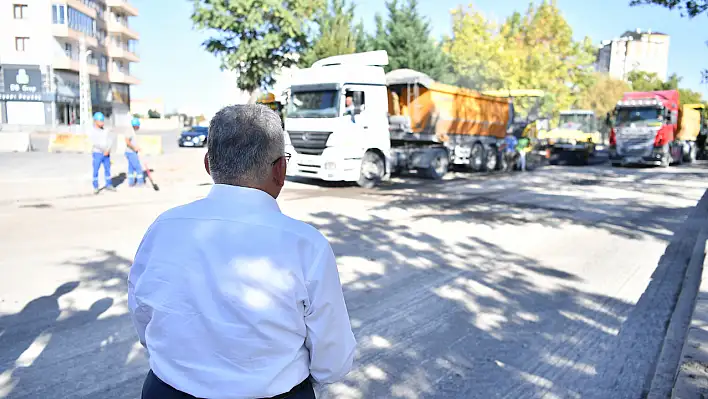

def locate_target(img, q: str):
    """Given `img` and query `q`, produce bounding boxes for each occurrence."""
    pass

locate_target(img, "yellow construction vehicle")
[540,110,602,164]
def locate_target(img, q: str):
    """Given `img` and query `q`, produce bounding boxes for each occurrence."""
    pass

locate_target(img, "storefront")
[0,65,54,125]
[55,71,80,125]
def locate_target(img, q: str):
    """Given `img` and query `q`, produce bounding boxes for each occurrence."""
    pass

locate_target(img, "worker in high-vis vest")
[125,117,146,186]
[89,112,115,194]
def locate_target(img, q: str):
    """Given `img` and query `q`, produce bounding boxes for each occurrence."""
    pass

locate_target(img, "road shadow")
[359,165,706,242]
[110,172,127,188]
[308,209,693,398]
[0,251,147,399]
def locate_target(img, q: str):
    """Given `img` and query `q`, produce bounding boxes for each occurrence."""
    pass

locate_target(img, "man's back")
[128,184,356,398]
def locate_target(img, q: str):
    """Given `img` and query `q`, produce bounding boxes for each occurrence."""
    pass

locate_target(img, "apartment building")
[595,29,670,82]
[0,0,139,126]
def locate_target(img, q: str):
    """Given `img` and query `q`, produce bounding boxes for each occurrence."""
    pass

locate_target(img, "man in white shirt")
[128,104,356,399]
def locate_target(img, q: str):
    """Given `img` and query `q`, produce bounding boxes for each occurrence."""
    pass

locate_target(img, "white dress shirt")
[128,184,356,399]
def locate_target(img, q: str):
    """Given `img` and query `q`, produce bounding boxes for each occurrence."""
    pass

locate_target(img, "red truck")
[609,89,699,167]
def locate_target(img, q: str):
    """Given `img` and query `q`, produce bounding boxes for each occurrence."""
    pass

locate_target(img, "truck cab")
[284,51,391,187]
[609,90,681,167]
[543,110,602,164]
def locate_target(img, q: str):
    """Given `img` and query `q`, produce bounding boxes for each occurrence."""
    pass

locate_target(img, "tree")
[353,20,372,53]
[191,0,324,92]
[629,0,707,17]
[369,0,454,83]
[147,109,161,119]
[575,73,631,117]
[626,70,667,91]
[300,0,358,67]
[629,0,707,82]
[443,1,597,116]
[626,70,705,103]
[679,88,705,103]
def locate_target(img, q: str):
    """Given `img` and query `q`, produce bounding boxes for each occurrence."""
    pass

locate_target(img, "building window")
[15,37,29,52]
[13,4,28,19]
[68,7,96,37]
[64,43,72,57]
[52,4,65,24]
[99,55,108,72]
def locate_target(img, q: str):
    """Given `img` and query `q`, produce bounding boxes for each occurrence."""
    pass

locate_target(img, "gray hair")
[207,104,284,186]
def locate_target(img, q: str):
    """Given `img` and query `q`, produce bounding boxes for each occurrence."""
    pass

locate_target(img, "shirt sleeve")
[127,227,155,348]
[304,242,357,385]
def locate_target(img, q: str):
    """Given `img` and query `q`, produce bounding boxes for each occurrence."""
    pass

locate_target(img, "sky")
[130,0,708,116]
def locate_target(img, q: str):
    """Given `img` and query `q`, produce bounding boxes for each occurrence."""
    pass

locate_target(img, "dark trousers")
[141,369,316,399]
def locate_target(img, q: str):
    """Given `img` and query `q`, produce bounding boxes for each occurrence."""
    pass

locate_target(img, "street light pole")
[79,37,93,132]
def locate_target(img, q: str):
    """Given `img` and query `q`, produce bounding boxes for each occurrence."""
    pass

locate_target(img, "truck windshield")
[616,107,661,126]
[559,114,594,133]
[287,90,339,118]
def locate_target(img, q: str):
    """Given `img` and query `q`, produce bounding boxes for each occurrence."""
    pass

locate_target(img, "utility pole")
[79,37,93,131]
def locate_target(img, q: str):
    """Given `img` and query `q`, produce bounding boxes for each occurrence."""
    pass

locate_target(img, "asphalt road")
[1,154,707,399]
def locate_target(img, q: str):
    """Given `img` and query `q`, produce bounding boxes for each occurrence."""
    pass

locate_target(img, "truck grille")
[617,138,653,156]
[288,131,332,156]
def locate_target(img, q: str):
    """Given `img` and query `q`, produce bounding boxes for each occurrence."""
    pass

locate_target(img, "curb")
[645,188,708,398]
[672,231,708,399]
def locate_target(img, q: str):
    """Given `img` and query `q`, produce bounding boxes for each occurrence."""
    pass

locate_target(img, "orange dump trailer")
[386,69,512,173]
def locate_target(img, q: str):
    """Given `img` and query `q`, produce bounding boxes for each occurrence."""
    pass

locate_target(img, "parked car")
[178,126,209,148]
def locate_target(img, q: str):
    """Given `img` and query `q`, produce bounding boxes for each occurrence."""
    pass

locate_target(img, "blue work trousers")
[125,152,145,185]
[92,152,112,189]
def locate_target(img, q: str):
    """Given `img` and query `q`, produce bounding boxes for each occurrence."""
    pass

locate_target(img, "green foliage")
[629,0,707,17]
[575,73,631,117]
[679,88,706,104]
[369,0,454,83]
[626,70,705,103]
[191,0,324,92]
[444,1,596,117]
[299,0,358,67]
[354,20,372,53]
[147,109,161,119]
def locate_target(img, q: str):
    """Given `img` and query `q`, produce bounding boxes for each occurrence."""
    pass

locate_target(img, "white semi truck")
[283,51,511,188]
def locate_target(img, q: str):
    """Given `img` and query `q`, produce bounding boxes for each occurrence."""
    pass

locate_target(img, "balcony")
[103,69,140,85]
[106,44,140,62]
[67,0,97,18]
[53,55,99,76]
[52,25,98,48]
[106,21,139,40]
[106,0,138,16]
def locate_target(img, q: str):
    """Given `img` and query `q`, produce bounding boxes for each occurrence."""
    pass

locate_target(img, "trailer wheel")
[357,151,385,188]
[424,149,449,180]
[469,143,485,172]
[485,146,498,171]
[683,142,696,163]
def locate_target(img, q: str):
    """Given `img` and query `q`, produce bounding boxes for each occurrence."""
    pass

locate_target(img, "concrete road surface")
[1,153,708,399]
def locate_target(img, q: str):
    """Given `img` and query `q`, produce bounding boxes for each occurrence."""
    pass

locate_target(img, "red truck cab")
[609,90,680,167]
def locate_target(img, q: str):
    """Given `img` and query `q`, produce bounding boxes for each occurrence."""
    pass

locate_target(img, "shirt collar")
[207,184,281,213]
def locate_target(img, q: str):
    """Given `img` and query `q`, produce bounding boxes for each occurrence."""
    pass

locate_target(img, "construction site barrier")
[48,133,92,153]
[116,135,163,156]
[0,133,33,152]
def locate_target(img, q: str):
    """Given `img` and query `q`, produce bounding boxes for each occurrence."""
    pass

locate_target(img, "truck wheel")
[469,143,485,172]
[357,151,385,188]
[423,149,449,180]
[683,143,696,163]
[485,146,498,171]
